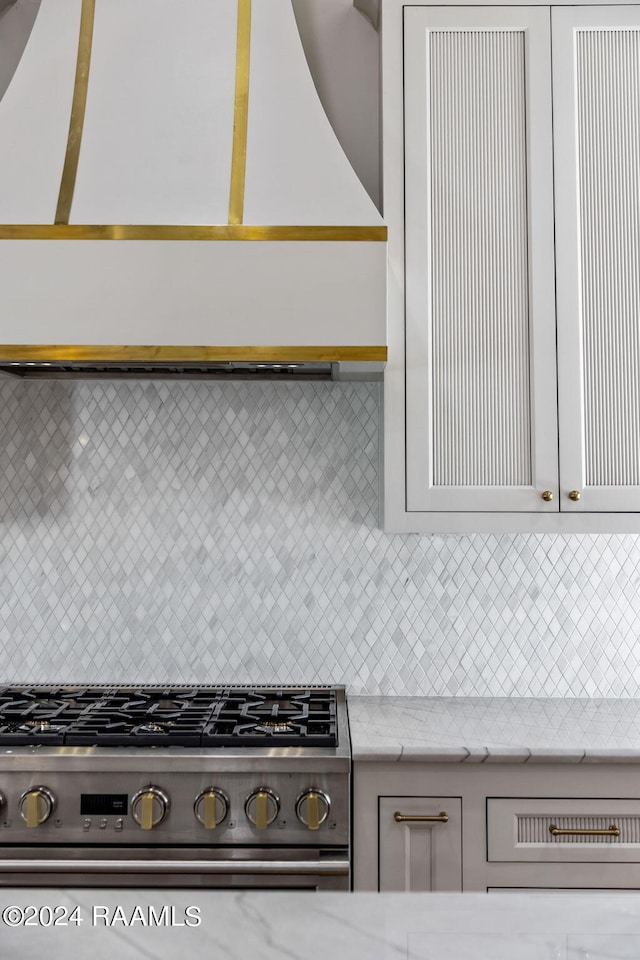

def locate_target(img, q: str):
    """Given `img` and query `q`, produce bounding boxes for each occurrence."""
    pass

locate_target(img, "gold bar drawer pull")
[394,811,449,824]
[548,824,621,838]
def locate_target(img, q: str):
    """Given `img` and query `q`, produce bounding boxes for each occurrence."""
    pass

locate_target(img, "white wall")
[0,0,40,103]
[3,378,640,697]
[292,0,381,206]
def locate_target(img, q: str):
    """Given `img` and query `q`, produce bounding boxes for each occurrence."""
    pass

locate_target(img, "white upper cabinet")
[404,7,558,514]
[554,6,640,514]
[378,0,640,532]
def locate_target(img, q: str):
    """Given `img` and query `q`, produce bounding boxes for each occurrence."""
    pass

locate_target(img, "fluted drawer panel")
[517,816,638,844]
[488,799,640,862]
[577,30,640,487]
[430,30,531,487]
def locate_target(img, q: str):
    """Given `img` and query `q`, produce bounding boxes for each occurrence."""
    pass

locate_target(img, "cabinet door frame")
[554,4,640,512]
[403,6,559,513]
[379,795,463,891]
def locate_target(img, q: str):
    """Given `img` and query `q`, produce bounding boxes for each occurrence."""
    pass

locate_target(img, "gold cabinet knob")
[131,786,170,830]
[245,788,279,829]
[20,787,55,828]
[568,490,581,501]
[194,788,229,829]
[295,789,330,831]
[541,490,553,502]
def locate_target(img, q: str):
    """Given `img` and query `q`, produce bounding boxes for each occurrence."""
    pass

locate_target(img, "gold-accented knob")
[20,787,55,828]
[295,790,330,831]
[194,788,229,829]
[256,792,268,830]
[245,788,279,829]
[541,490,553,502]
[141,793,154,831]
[568,490,581,501]
[131,786,169,830]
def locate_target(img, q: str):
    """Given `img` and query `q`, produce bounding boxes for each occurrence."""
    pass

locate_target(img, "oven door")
[0,847,350,891]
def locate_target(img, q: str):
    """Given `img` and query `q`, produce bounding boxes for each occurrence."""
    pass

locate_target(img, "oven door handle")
[0,858,350,876]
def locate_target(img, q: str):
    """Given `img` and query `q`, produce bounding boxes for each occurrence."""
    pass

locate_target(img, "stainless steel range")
[0,685,350,890]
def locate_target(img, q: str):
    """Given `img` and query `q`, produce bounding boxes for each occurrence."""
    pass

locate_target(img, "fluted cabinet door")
[554,7,640,513]
[404,8,558,512]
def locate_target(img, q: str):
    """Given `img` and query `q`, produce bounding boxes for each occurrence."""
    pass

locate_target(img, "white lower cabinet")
[353,762,640,891]
[379,796,462,891]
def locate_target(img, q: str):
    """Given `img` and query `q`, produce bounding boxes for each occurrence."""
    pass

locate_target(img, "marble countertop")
[4,890,640,959]
[348,696,640,762]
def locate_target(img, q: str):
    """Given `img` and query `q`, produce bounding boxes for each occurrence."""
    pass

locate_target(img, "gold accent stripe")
[0,345,388,363]
[54,0,96,224]
[229,0,251,225]
[0,224,387,241]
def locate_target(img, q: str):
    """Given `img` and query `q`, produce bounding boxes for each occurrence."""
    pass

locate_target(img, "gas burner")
[11,720,68,735]
[137,722,174,734]
[0,717,70,744]
[21,720,67,733]
[253,721,296,735]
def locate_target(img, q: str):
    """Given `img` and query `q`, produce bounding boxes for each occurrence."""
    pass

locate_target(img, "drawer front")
[488,798,640,862]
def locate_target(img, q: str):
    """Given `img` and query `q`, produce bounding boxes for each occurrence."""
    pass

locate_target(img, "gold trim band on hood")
[0,345,388,363]
[55,0,95,224]
[229,0,251,225]
[0,224,387,240]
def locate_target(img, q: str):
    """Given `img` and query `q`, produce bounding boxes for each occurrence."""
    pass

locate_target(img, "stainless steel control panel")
[0,771,349,846]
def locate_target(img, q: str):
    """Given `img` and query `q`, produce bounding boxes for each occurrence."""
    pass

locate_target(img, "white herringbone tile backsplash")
[1,379,640,696]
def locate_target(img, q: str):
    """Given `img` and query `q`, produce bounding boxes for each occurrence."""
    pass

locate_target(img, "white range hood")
[0,0,386,379]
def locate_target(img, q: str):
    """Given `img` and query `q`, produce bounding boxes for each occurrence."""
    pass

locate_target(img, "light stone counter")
[3,890,640,959]
[348,696,640,762]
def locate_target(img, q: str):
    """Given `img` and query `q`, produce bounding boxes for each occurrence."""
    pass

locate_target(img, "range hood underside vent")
[0,361,337,380]
[0,359,384,381]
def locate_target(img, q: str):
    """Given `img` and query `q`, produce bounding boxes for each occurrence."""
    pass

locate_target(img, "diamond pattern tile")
[2,380,640,695]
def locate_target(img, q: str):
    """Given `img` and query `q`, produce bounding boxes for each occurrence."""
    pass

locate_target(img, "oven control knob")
[245,788,279,829]
[20,787,56,827]
[295,790,330,831]
[194,788,229,829]
[131,786,170,830]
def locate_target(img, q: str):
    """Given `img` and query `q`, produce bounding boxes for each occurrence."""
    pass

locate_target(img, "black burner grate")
[202,690,337,746]
[0,686,339,748]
